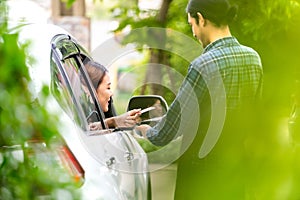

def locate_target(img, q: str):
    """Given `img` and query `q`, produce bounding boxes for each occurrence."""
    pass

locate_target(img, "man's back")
[191,37,263,110]
[174,37,263,199]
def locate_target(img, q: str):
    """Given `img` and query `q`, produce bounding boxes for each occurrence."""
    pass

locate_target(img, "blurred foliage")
[230,0,300,111]
[135,137,160,153]
[0,2,80,199]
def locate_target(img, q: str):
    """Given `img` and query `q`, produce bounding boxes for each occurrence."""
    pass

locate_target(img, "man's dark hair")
[186,0,238,26]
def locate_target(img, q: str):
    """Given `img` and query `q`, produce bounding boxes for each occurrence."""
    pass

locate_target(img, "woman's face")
[96,73,113,112]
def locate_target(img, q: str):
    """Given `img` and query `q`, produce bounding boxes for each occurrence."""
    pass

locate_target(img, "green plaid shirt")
[146,37,263,146]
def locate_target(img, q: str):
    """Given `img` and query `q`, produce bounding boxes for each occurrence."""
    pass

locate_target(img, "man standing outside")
[136,0,263,198]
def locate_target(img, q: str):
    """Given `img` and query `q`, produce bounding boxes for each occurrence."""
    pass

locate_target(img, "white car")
[17,24,157,200]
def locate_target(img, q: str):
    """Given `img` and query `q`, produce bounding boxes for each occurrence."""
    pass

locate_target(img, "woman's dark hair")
[186,0,238,26]
[84,60,108,89]
[83,60,116,118]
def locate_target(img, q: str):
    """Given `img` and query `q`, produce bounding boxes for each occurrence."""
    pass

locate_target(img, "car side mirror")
[127,95,168,126]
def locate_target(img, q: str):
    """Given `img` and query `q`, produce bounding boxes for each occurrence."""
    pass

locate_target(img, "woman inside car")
[84,60,141,130]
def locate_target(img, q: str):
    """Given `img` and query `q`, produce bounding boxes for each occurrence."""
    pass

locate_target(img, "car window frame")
[50,34,107,130]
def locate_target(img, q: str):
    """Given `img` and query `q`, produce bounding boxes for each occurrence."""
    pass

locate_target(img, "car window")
[50,47,104,131]
[63,57,99,124]
[50,56,88,129]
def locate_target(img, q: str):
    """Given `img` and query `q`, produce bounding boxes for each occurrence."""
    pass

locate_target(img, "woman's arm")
[90,109,142,130]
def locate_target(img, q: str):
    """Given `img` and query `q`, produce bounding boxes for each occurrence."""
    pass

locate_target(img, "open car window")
[50,34,107,131]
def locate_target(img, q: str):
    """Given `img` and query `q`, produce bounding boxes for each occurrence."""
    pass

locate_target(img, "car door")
[50,34,150,200]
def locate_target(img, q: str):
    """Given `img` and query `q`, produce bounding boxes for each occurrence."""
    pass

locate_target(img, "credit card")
[140,106,156,114]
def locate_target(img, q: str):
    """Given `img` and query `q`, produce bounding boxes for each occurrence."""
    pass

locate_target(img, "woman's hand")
[89,121,102,131]
[89,109,142,130]
[114,109,142,128]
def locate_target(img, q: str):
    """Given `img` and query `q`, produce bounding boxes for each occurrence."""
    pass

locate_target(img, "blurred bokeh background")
[2,0,300,199]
